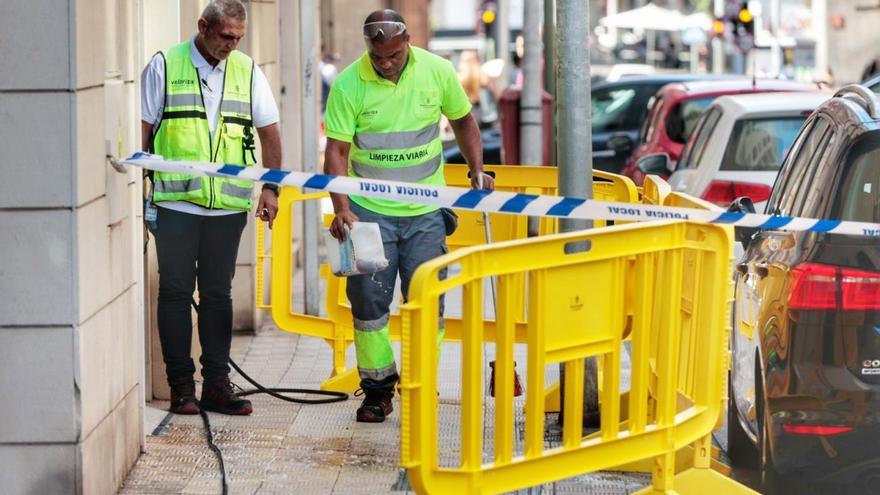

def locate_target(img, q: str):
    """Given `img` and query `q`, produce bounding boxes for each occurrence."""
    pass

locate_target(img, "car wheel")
[727,373,757,468]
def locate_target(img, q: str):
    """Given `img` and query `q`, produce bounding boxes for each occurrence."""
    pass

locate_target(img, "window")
[837,133,880,222]
[774,118,831,216]
[592,84,661,134]
[720,117,807,171]
[592,88,638,133]
[665,96,716,143]
[640,98,666,144]
[677,107,722,170]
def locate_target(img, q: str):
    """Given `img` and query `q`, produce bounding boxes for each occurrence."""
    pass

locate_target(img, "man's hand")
[470,171,495,191]
[330,208,359,241]
[256,189,279,229]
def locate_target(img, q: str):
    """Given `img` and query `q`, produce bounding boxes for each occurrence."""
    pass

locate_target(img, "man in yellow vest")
[140,0,282,416]
[325,10,494,423]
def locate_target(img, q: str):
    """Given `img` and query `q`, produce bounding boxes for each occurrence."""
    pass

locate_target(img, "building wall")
[826,2,880,84]
[0,0,285,491]
[0,0,144,493]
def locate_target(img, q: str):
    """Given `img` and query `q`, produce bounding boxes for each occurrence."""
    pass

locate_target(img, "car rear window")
[665,96,716,143]
[592,88,637,133]
[720,117,806,171]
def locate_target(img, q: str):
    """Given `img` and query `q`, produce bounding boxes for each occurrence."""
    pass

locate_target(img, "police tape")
[119,152,880,237]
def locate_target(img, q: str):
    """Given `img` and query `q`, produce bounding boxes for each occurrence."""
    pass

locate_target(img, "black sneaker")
[169,379,200,415]
[356,390,394,423]
[200,378,253,416]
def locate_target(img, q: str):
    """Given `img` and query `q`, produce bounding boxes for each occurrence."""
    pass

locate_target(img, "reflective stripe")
[354,314,390,332]
[354,123,440,150]
[220,100,251,115]
[351,154,441,182]
[163,110,207,120]
[154,177,202,193]
[355,326,394,370]
[220,182,253,199]
[165,93,202,108]
[358,363,398,381]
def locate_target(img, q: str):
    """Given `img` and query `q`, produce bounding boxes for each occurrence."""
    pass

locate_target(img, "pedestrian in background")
[323,9,494,423]
[140,0,282,416]
[457,50,487,123]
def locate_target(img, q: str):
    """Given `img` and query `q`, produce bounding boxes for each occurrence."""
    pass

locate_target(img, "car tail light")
[701,181,772,207]
[789,263,838,309]
[782,423,853,436]
[841,267,880,310]
[789,262,880,310]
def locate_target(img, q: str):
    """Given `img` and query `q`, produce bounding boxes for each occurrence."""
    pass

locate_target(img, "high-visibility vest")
[151,41,257,210]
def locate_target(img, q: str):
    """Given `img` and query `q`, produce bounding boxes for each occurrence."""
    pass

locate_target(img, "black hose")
[229,357,348,404]
[187,298,348,493]
[198,410,229,495]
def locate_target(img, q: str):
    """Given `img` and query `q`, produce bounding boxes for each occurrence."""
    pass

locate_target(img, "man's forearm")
[141,121,153,152]
[257,123,282,170]
[324,139,352,212]
[450,113,483,174]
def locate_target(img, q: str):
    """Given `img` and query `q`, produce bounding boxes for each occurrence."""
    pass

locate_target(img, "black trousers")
[151,207,247,384]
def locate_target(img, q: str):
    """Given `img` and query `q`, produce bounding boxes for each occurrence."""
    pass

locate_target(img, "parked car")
[621,79,819,185]
[443,127,502,165]
[657,92,830,213]
[590,74,740,172]
[727,85,880,494]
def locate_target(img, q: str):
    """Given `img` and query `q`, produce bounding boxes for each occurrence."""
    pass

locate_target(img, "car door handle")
[755,262,769,278]
[593,150,616,158]
[736,262,749,274]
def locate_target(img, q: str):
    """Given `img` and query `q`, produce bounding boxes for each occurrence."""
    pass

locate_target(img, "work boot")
[168,379,200,415]
[200,378,253,416]
[356,390,394,423]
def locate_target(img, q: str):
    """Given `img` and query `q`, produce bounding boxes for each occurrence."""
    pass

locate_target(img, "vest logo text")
[368,149,429,162]
[170,79,195,86]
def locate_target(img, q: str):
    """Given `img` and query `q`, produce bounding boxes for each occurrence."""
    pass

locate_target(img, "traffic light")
[711,18,725,38]
[733,2,754,52]
[480,0,497,40]
[737,3,754,35]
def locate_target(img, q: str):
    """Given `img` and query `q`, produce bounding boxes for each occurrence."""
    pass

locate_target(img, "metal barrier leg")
[321,338,359,392]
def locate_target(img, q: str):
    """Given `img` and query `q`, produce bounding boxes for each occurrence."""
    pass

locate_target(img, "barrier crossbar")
[399,218,754,495]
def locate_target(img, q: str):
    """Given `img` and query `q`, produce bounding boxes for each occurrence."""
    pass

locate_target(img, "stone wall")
[0,0,144,492]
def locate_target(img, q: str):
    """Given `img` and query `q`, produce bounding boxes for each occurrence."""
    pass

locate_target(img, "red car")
[621,79,818,185]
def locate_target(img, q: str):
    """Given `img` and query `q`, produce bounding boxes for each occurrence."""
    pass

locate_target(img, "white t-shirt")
[141,35,279,216]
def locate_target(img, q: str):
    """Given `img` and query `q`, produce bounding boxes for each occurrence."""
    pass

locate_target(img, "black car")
[728,85,880,494]
[590,74,741,172]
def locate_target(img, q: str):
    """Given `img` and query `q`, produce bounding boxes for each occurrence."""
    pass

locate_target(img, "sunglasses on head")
[362,21,407,40]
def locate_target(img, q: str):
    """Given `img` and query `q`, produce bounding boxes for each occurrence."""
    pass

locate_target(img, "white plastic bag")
[324,222,389,276]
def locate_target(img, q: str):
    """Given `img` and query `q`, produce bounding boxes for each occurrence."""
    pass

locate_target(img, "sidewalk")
[120,317,651,494]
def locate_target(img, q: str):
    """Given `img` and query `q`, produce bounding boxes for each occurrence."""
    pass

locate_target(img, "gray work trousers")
[346,200,448,392]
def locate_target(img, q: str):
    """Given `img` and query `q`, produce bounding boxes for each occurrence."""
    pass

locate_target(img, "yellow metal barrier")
[399,219,753,495]
[261,166,639,392]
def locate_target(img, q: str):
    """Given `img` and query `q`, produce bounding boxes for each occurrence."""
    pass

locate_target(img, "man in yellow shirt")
[324,9,494,422]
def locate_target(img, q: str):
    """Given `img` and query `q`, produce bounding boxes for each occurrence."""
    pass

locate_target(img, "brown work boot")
[356,390,394,423]
[168,379,200,415]
[200,378,253,416]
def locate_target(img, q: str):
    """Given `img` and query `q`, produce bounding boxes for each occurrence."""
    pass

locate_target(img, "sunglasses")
[362,21,407,40]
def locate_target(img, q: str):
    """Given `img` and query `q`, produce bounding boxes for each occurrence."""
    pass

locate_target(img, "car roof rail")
[833,84,880,119]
